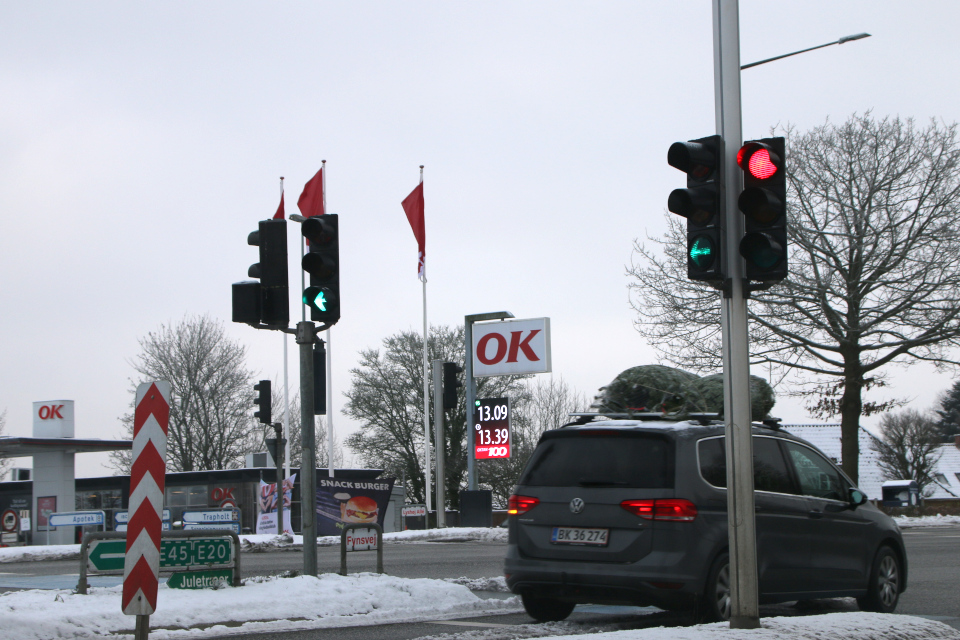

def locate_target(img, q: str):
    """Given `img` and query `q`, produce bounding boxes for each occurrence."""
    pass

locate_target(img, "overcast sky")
[3,2,960,478]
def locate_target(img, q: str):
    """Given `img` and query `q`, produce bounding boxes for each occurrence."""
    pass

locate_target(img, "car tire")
[856,546,901,613]
[697,553,731,623]
[521,593,575,622]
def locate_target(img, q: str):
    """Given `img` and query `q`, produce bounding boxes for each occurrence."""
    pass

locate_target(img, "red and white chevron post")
[122,381,170,618]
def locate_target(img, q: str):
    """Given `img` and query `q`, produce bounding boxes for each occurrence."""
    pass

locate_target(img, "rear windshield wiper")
[577,479,629,487]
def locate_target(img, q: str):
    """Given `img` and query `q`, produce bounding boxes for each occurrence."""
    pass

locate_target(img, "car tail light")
[508,495,539,515]
[621,498,697,522]
[619,499,656,519]
[653,499,698,521]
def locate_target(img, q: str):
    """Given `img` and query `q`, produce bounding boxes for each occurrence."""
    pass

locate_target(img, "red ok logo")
[476,330,541,365]
[38,405,64,420]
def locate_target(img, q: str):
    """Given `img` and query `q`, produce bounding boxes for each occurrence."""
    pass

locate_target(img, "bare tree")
[870,409,943,495]
[109,315,259,473]
[629,114,960,483]
[343,325,529,507]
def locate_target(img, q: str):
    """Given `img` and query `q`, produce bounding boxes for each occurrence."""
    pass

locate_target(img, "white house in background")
[781,424,960,502]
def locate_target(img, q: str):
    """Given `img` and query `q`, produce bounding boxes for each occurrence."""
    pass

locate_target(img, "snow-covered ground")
[893,514,960,528]
[1,522,959,639]
[0,572,957,640]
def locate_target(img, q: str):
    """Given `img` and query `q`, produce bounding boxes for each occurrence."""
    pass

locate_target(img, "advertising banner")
[316,477,395,536]
[256,474,295,535]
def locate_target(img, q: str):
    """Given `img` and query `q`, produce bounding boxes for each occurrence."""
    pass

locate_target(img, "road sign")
[49,511,105,527]
[401,505,426,518]
[182,509,240,524]
[122,380,170,617]
[115,509,170,525]
[89,537,234,573]
[472,318,551,377]
[183,522,240,534]
[116,522,171,533]
[167,569,233,589]
[345,527,378,551]
[474,397,511,460]
[1,509,17,533]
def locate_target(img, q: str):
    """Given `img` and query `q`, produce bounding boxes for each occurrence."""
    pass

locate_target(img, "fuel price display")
[474,397,511,460]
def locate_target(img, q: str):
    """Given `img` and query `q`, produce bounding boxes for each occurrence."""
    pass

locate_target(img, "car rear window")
[518,432,674,488]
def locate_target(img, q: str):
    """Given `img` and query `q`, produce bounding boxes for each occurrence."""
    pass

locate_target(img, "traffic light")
[737,137,787,282]
[254,380,272,424]
[233,219,289,327]
[667,135,725,282]
[442,362,462,411]
[301,214,340,325]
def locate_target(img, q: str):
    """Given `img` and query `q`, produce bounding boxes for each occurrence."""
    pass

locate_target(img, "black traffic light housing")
[738,137,787,282]
[442,362,462,411]
[301,214,340,325]
[667,135,725,282]
[254,380,272,424]
[232,219,289,327]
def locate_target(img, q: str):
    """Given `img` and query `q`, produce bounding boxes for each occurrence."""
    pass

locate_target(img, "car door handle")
[807,510,823,519]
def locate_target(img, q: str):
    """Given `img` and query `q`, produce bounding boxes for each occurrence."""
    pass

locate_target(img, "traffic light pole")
[296,320,319,576]
[714,0,759,629]
[432,360,445,527]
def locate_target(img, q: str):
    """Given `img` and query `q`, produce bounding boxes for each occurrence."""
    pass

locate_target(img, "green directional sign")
[87,539,127,572]
[167,569,233,589]
[87,537,234,573]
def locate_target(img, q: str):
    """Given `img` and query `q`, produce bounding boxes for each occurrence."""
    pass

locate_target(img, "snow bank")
[0,572,521,640]
[895,514,960,528]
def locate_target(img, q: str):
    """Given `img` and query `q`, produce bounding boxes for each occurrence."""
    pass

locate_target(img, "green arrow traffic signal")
[303,286,337,314]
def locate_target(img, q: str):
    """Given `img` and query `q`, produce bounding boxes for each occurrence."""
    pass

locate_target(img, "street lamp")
[741,33,870,70]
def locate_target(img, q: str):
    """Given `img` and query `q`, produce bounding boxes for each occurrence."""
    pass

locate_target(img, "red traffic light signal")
[737,137,788,282]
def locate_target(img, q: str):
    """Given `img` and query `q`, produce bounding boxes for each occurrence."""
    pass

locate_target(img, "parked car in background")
[504,416,907,622]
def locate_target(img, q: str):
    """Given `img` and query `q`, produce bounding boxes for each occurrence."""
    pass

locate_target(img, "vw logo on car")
[569,498,584,514]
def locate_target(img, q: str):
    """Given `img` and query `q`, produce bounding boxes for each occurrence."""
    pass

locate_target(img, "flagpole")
[281,177,291,488]
[418,165,432,522]
[323,160,335,479]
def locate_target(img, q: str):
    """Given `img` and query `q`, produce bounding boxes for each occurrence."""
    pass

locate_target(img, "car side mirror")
[848,488,867,507]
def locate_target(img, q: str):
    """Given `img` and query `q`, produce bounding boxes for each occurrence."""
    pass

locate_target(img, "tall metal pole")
[326,328,334,478]
[464,321,477,491]
[432,360,445,527]
[297,321,318,576]
[713,0,759,628]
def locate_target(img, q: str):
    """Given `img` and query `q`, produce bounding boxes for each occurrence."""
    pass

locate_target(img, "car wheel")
[697,553,731,623]
[521,593,575,622]
[857,546,901,613]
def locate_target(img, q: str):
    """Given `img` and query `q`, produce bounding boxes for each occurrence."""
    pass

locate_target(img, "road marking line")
[427,620,516,628]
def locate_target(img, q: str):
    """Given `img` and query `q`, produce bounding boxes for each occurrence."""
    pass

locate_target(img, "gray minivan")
[504,417,907,622]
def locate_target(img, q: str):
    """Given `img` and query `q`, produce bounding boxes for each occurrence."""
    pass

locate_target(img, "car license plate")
[551,526,609,546]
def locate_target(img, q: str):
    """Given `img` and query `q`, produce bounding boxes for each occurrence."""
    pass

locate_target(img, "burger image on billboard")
[343,496,378,523]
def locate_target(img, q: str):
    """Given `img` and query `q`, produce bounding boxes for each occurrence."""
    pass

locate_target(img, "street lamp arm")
[741,33,871,70]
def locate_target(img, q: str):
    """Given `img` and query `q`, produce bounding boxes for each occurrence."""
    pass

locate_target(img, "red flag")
[273,192,285,219]
[401,182,425,280]
[298,167,325,218]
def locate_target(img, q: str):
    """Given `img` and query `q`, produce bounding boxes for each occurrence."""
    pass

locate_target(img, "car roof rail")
[567,411,674,424]
[687,412,721,425]
[760,417,782,430]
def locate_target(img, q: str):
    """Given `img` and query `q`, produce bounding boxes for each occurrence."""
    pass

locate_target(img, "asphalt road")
[1,525,957,637]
